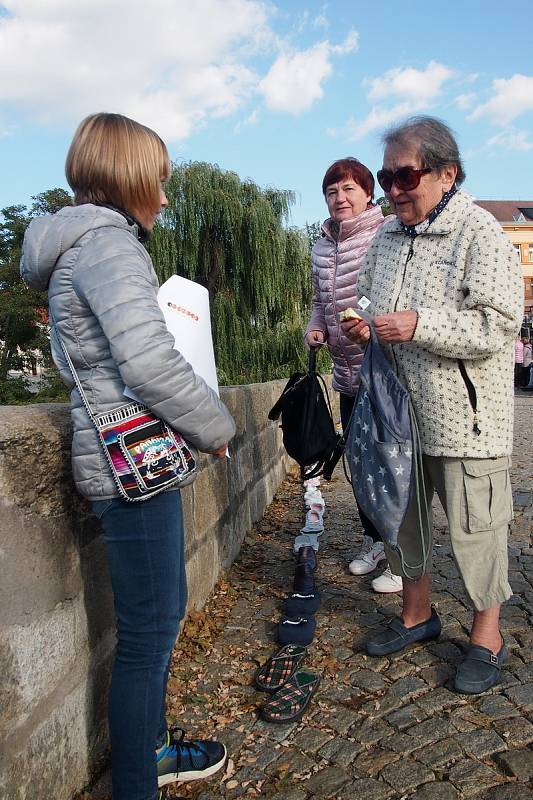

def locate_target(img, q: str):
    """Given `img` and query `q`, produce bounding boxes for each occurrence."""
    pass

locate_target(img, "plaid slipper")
[255,644,307,693]
[260,670,321,724]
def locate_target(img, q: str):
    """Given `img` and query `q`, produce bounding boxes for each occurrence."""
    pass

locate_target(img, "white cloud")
[233,108,259,134]
[259,30,358,114]
[331,29,358,56]
[331,61,454,142]
[259,43,332,114]
[328,102,414,141]
[313,13,329,30]
[0,0,272,140]
[488,130,533,152]
[455,93,476,110]
[469,74,533,125]
[364,61,454,104]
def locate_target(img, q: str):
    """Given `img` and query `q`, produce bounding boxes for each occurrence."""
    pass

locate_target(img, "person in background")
[514,335,524,388]
[305,157,402,593]
[21,113,235,800]
[520,337,532,387]
[342,116,523,694]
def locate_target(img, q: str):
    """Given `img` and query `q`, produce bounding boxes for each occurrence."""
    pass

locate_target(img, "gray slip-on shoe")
[366,608,441,656]
[454,641,508,694]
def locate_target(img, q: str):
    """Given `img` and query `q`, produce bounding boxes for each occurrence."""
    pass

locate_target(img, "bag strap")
[48,309,99,425]
[308,347,317,374]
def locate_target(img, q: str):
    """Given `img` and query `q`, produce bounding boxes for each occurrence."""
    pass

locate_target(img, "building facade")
[475,201,533,319]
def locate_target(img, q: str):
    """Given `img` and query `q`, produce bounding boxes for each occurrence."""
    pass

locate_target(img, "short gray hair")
[382,115,465,186]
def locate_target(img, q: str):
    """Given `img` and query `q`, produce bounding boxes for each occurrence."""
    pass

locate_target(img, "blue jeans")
[92,490,187,800]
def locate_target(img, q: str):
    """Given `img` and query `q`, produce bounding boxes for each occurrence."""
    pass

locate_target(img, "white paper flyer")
[157,274,219,395]
[124,274,219,401]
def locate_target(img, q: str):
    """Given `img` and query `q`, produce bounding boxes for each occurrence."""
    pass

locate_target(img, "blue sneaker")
[157,727,227,787]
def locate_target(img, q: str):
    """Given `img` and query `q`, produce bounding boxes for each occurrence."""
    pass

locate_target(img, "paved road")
[87,396,533,800]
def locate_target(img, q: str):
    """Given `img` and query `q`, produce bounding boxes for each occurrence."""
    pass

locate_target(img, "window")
[529,244,533,262]
[514,244,522,260]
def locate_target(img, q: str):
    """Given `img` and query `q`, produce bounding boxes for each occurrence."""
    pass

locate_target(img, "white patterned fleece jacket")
[357,190,524,458]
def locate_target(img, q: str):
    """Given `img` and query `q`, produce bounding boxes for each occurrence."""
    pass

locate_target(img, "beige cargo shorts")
[384,455,513,611]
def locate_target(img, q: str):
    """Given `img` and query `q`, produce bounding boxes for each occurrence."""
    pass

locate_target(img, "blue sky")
[1,0,532,228]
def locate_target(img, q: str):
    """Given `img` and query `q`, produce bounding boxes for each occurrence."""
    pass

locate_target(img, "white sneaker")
[371,566,403,594]
[348,536,386,575]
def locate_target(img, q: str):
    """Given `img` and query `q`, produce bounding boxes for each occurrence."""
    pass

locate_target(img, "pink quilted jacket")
[306,205,385,396]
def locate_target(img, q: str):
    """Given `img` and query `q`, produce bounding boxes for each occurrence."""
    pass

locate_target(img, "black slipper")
[284,591,321,617]
[277,615,316,646]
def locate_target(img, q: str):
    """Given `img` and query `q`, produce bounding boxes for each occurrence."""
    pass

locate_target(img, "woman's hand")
[305,330,326,350]
[373,311,418,343]
[341,317,370,344]
[207,444,228,459]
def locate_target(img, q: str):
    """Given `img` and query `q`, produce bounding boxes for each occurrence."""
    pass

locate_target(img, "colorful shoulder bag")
[52,316,198,502]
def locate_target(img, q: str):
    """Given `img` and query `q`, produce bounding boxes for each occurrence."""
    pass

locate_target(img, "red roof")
[475,200,533,222]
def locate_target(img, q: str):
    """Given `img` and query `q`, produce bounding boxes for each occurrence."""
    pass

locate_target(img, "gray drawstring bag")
[345,325,429,574]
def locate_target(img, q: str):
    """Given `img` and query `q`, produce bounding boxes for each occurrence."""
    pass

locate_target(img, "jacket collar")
[95,203,149,242]
[386,189,469,236]
[321,204,384,242]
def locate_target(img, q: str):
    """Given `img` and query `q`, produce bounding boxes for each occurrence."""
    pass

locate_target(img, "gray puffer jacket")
[21,204,236,501]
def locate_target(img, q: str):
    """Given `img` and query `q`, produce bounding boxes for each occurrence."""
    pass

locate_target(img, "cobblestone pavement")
[88,396,533,800]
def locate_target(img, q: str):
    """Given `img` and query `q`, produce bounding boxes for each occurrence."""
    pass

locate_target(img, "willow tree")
[148,162,325,385]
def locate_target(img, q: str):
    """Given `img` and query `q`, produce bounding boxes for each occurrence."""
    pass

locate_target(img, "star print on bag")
[345,326,426,547]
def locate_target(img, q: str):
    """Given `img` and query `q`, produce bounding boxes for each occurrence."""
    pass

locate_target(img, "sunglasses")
[377,166,433,193]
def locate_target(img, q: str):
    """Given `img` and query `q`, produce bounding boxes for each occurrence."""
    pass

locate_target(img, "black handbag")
[268,349,341,480]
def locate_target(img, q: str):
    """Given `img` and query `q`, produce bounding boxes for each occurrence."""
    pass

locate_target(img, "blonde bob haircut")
[66,113,171,216]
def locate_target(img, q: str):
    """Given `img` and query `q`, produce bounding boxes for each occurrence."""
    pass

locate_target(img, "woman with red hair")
[305,158,401,593]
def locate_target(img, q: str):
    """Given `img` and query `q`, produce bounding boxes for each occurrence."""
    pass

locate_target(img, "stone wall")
[0,379,297,800]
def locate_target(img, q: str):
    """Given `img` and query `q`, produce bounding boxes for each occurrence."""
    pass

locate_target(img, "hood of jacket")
[21,204,140,291]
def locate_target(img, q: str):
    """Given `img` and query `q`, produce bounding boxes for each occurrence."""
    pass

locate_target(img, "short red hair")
[322,157,375,200]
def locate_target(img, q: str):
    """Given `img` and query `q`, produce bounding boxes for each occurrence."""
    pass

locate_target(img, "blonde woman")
[21,113,235,800]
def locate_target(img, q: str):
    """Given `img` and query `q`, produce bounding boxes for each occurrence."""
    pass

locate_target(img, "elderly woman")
[305,158,402,593]
[342,116,523,694]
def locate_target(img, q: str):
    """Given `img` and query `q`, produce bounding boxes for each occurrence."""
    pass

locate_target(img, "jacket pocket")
[461,457,513,533]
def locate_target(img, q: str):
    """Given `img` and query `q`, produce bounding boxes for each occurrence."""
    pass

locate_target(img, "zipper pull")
[473,414,481,436]
[406,241,414,262]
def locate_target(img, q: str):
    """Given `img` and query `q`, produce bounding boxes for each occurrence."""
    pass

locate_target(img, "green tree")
[148,162,323,384]
[376,196,393,216]
[305,221,322,249]
[0,189,72,402]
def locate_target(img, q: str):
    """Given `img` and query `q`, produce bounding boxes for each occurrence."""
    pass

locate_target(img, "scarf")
[400,185,457,238]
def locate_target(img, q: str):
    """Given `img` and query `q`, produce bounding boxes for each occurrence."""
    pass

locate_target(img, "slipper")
[293,533,320,553]
[301,507,324,533]
[293,546,318,594]
[293,563,316,594]
[260,670,321,724]
[304,485,322,499]
[454,640,508,694]
[296,545,318,570]
[284,590,322,617]
[304,492,324,510]
[255,644,307,693]
[278,615,316,646]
